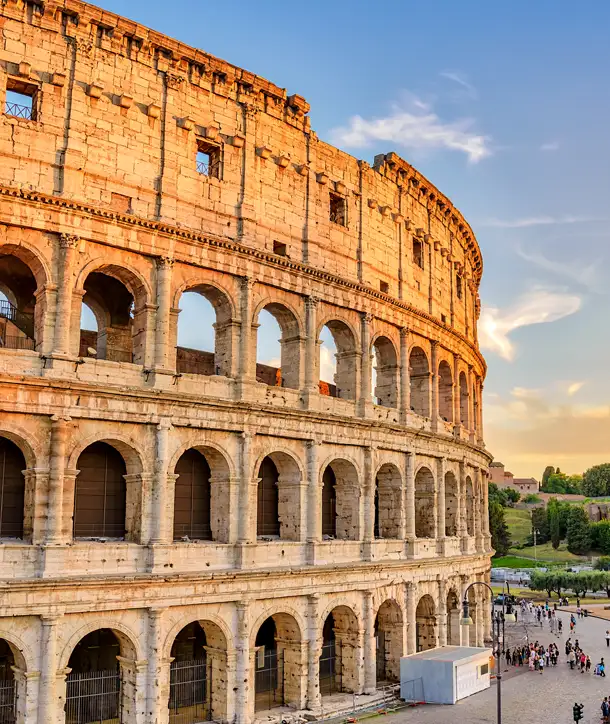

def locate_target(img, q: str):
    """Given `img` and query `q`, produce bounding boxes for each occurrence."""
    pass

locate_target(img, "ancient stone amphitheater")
[0,1,492,722]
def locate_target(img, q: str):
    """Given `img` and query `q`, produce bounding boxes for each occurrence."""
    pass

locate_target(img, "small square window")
[5,79,37,121]
[441,314,447,324]
[273,240,287,256]
[329,192,346,226]
[196,139,221,179]
[380,280,389,294]
[413,239,424,269]
[480,663,489,676]
[456,274,463,300]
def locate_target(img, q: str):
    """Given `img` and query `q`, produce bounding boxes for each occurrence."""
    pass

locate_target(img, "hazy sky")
[90,0,610,479]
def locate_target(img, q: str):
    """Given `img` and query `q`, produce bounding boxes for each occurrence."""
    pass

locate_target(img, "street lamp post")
[461,580,516,724]
[533,528,540,563]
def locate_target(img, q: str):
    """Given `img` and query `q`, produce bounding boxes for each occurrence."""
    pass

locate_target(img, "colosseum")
[0,1,492,723]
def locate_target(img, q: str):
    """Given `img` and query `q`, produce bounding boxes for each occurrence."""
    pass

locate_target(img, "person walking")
[569,648,575,670]
[586,655,592,673]
[601,697,609,723]
[558,618,563,634]
[606,630,610,648]
[600,658,606,677]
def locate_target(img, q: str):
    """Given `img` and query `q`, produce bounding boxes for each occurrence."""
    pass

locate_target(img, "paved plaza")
[388,609,610,724]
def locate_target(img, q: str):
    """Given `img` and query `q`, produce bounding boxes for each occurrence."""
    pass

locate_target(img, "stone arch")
[409,346,430,416]
[465,475,475,536]
[67,432,144,477]
[320,458,361,540]
[438,360,453,422]
[415,594,437,651]
[375,599,403,683]
[446,588,461,646]
[0,240,50,292]
[375,463,402,539]
[174,279,236,377]
[167,618,229,723]
[0,631,31,724]
[459,371,469,426]
[0,629,31,673]
[320,604,360,696]
[445,471,459,537]
[0,437,26,540]
[371,335,398,408]
[254,450,303,540]
[75,258,151,364]
[253,611,305,711]
[59,620,141,670]
[0,427,37,470]
[318,317,358,400]
[414,466,435,538]
[254,299,302,389]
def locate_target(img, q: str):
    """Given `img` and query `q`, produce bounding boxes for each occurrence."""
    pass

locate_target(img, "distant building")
[489,462,540,495]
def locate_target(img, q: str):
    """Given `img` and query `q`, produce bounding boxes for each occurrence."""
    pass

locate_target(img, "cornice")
[0,184,487,374]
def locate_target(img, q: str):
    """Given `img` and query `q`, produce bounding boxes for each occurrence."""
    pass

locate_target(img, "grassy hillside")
[508,541,583,563]
[505,507,531,545]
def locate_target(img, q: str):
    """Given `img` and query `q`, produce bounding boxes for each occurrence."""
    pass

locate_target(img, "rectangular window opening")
[441,313,447,324]
[329,192,346,226]
[413,239,424,269]
[456,274,463,300]
[5,79,37,121]
[196,139,221,179]
[379,280,389,294]
[273,240,287,256]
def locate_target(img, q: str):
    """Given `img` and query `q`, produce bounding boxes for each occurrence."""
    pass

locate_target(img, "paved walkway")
[385,609,610,724]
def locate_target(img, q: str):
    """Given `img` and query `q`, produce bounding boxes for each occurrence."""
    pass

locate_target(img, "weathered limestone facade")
[0,1,492,723]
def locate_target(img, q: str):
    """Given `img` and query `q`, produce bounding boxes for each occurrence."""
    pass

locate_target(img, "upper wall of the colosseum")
[0,0,483,344]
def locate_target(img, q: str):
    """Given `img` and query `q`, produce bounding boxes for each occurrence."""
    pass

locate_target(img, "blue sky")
[94,0,610,477]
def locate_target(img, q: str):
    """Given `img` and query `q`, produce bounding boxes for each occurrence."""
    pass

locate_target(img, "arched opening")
[415,595,437,652]
[254,613,303,712]
[459,371,469,427]
[375,464,402,539]
[74,442,127,540]
[321,460,360,540]
[256,453,303,541]
[255,304,301,389]
[173,449,212,541]
[0,639,17,723]
[466,476,475,536]
[66,629,123,724]
[375,600,403,684]
[319,321,357,400]
[445,471,458,537]
[168,620,227,724]
[409,347,430,417]
[438,360,453,422]
[446,590,461,646]
[321,466,337,538]
[0,253,37,350]
[0,437,26,539]
[414,467,435,538]
[320,606,359,696]
[176,285,234,377]
[372,337,398,408]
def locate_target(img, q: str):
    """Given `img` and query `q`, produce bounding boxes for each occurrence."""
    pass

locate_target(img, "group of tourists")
[565,637,605,676]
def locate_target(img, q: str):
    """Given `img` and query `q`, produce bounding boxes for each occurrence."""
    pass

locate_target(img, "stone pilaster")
[154,256,174,372]
[53,234,79,357]
[399,327,410,423]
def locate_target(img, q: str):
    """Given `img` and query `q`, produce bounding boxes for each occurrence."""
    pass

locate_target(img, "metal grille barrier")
[65,668,120,724]
[0,676,15,724]
[169,658,210,724]
[0,300,35,339]
[319,640,341,696]
[4,102,33,120]
[254,649,284,711]
[0,336,35,351]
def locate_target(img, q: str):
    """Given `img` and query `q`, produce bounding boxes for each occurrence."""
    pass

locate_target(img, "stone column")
[475,468,485,553]
[306,439,321,564]
[405,452,416,552]
[430,340,439,431]
[452,354,460,432]
[146,607,168,724]
[358,312,373,415]
[303,296,319,407]
[399,327,410,423]
[154,257,174,371]
[482,469,491,550]
[477,379,485,445]
[307,594,321,710]
[37,614,60,724]
[405,582,417,654]
[24,468,49,545]
[363,591,376,693]
[235,601,251,724]
[436,457,446,542]
[237,277,254,396]
[459,460,469,553]
[237,431,254,568]
[437,578,447,647]
[150,419,172,545]
[47,415,70,544]
[53,233,79,356]
[468,365,476,442]
[362,445,375,561]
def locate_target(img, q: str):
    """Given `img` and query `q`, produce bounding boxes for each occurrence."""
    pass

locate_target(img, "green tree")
[489,501,511,556]
[595,556,610,571]
[591,521,610,554]
[548,498,561,549]
[542,466,556,487]
[543,472,583,495]
[529,571,552,597]
[583,463,610,497]
[504,488,520,505]
[529,506,550,545]
[488,483,509,508]
[566,506,592,555]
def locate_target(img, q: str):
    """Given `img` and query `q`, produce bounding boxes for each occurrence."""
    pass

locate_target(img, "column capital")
[361,311,374,324]
[240,275,254,292]
[156,256,175,269]
[156,418,172,432]
[50,414,71,424]
[59,233,79,249]
[305,295,320,309]
[40,613,63,625]
[399,326,410,338]
[306,437,322,449]
[148,607,167,619]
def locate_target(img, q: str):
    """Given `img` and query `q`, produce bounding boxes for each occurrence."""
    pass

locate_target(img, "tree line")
[529,567,610,598]
[541,462,610,497]
[530,500,610,556]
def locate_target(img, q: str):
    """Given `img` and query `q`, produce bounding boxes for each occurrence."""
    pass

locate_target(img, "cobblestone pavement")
[387,610,610,724]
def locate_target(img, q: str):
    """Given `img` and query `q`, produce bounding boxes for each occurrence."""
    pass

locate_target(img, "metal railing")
[65,668,120,724]
[0,300,34,339]
[173,523,212,542]
[254,649,283,712]
[319,640,341,696]
[4,102,33,120]
[0,676,15,724]
[0,336,35,351]
[169,658,210,724]
[73,522,126,540]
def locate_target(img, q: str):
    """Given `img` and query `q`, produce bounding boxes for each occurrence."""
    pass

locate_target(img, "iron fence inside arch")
[65,668,120,724]
[169,658,212,724]
[0,673,15,724]
[319,640,342,696]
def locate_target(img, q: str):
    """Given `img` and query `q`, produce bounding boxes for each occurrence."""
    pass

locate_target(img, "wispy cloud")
[516,247,601,290]
[567,381,586,397]
[478,288,581,360]
[329,96,491,164]
[540,141,560,152]
[440,71,478,100]
[479,215,605,229]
